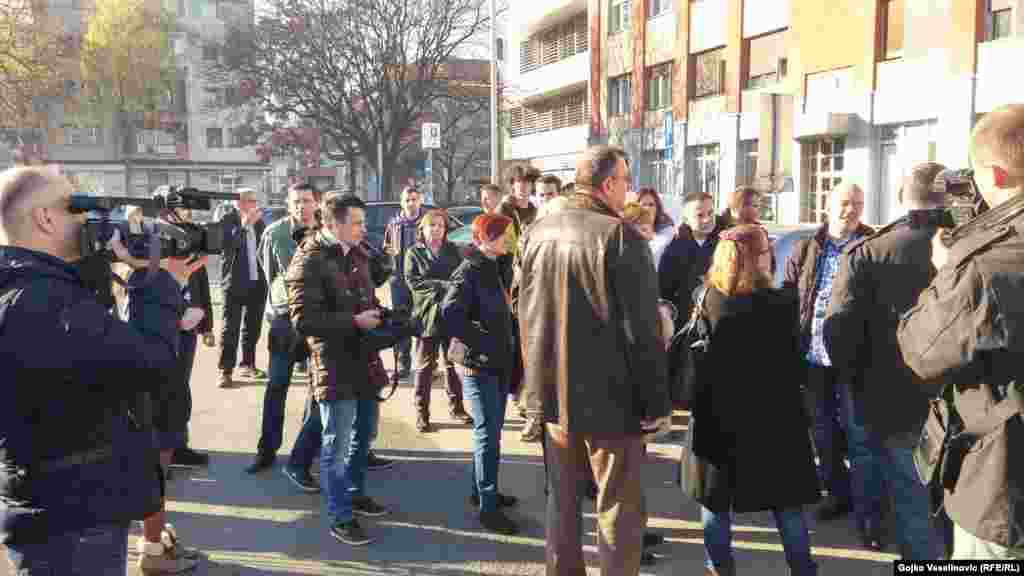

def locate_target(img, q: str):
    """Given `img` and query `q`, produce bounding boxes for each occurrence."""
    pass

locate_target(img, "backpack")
[667,286,712,410]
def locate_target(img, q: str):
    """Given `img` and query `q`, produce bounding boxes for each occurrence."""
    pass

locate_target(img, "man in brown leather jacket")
[898,103,1024,559]
[518,145,670,575]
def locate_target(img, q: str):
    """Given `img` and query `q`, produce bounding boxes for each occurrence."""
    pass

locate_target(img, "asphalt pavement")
[1,288,901,575]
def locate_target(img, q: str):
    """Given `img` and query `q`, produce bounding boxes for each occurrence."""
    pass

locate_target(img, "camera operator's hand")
[931,230,950,271]
[162,255,207,287]
[202,332,216,347]
[106,229,149,270]
[179,307,205,332]
[354,309,382,331]
[641,415,672,443]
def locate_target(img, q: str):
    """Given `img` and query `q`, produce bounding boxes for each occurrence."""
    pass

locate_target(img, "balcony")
[508,124,589,160]
[516,51,589,103]
[977,36,1024,113]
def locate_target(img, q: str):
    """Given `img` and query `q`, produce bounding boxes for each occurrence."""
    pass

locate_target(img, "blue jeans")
[701,506,817,575]
[875,439,941,559]
[318,399,358,524]
[6,521,130,575]
[809,365,851,503]
[836,380,883,530]
[346,396,379,499]
[462,370,508,513]
[258,348,322,470]
[389,277,412,370]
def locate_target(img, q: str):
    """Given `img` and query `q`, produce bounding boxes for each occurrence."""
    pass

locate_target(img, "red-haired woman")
[636,187,676,270]
[687,224,819,576]
[441,213,520,536]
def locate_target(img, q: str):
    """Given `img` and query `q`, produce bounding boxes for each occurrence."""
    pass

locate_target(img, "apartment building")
[586,0,1024,226]
[19,0,270,199]
[502,0,593,186]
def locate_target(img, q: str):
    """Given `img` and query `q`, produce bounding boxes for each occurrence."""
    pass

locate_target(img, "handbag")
[667,286,712,410]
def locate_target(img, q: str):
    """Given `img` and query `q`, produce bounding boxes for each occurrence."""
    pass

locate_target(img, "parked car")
[445,205,484,229]
[358,201,472,250]
[765,224,817,287]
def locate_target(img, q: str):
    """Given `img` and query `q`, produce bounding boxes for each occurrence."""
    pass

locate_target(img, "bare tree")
[206,0,493,199]
[432,91,489,202]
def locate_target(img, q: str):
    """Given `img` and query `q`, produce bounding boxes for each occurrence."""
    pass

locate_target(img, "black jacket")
[405,241,463,339]
[691,286,820,513]
[219,209,266,291]
[659,221,722,320]
[898,197,1024,547]
[186,266,213,334]
[0,247,180,545]
[441,247,516,375]
[823,219,937,442]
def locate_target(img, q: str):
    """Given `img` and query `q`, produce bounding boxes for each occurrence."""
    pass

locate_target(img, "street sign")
[663,110,673,161]
[421,122,441,149]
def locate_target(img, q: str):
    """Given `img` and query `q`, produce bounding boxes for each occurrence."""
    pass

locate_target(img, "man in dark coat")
[824,162,947,558]
[518,146,670,575]
[0,167,186,572]
[782,183,876,539]
[660,191,722,322]
[217,188,267,388]
[898,104,1024,558]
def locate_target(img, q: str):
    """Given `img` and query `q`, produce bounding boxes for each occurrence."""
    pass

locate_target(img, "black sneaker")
[330,519,373,546]
[352,496,390,517]
[469,493,518,509]
[815,495,852,522]
[479,510,519,535]
[282,466,320,493]
[643,532,665,549]
[170,447,209,469]
[245,455,275,474]
[366,452,394,471]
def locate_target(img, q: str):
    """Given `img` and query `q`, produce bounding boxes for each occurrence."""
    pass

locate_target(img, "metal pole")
[377,132,384,200]
[489,0,499,185]
[428,147,434,204]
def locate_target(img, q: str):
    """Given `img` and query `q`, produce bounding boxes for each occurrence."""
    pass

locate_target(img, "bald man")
[899,103,1024,559]
[783,182,877,542]
[0,167,191,572]
[216,187,268,388]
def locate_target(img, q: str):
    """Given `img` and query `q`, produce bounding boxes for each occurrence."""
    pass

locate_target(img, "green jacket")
[404,241,463,338]
[259,216,301,319]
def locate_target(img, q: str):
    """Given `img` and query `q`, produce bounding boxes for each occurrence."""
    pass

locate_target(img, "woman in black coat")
[686,224,820,576]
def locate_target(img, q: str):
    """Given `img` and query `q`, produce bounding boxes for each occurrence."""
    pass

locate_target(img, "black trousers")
[219,283,267,372]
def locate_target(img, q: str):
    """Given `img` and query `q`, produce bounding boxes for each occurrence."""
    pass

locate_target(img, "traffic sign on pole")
[422,122,441,149]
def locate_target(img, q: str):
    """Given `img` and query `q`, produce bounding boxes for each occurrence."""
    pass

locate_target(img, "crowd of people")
[3,102,1024,576]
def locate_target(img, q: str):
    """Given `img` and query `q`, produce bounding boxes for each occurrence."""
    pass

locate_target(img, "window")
[206,127,223,148]
[229,126,252,148]
[520,13,587,73]
[647,0,670,18]
[736,139,758,187]
[880,0,903,59]
[693,48,725,98]
[645,149,672,195]
[646,62,672,110]
[608,74,632,117]
[801,138,845,224]
[687,144,719,203]
[988,1,1013,41]
[610,0,631,34]
[64,126,102,146]
[202,44,219,61]
[746,30,787,89]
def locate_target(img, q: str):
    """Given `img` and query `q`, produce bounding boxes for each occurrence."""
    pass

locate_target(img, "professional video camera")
[71,185,240,262]
[905,168,991,245]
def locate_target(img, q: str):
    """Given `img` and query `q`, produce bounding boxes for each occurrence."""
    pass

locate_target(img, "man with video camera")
[0,167,197,573]
[287,192,393,546]
[898,103,1024,559]
[823,162,947,558]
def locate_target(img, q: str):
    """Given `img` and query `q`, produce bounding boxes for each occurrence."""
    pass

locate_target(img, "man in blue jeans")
[246,183,323,487]
[287,192,391,546]
[382,185,422,379]
[824,163,947,558]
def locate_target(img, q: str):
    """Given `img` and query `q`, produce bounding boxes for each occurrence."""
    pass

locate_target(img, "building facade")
[510,0,1022,226]
[8,0,273,201]
[502,0,593,187]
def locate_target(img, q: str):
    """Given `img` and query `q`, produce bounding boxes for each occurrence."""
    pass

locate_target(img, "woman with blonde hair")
[685,224,819,576]
[404,209,467,432]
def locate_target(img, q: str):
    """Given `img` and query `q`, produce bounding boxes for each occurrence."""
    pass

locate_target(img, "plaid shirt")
[806,233,860,366]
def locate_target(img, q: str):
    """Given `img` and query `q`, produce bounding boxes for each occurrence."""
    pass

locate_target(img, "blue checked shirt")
[806,233,860,366]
